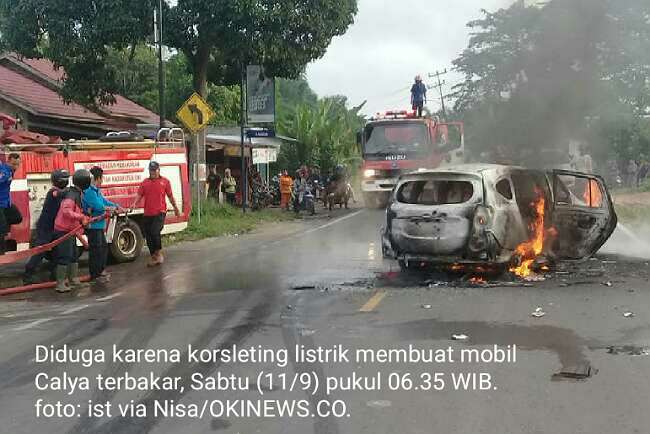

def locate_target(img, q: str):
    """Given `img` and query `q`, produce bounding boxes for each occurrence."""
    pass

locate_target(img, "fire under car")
[381,164,618,273]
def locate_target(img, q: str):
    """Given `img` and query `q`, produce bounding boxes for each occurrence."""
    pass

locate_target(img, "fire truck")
[358,110,465,207]
[2,128,191,262]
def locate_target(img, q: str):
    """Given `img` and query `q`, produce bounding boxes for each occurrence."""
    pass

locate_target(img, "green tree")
[451,0,650,166]
[0,0,357,105]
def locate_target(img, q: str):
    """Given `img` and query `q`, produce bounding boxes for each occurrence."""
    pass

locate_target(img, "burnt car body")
[381,164,618,270]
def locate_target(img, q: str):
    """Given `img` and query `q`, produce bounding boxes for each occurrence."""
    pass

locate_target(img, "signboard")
[176,92,216,133]
[252,148,278,165]
[246,128,275,139]
[247,65,275,124]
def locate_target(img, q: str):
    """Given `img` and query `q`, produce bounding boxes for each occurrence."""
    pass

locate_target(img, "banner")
[252,148,278,165]
[247,65,275,124]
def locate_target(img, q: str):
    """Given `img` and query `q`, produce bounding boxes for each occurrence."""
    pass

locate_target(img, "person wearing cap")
[130,161,180,266]
[410,75,427,118]
[83,166,123,283]
[23,169,69,284]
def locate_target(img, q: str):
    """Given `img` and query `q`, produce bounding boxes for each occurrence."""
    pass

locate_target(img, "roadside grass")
[165,201,295,245]
[614,203,650,226]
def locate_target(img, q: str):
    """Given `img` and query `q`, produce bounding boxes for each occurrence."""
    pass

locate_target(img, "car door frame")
[550,169,618,260]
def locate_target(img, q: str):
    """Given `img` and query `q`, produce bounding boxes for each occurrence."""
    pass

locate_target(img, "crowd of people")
[0,156,180,293]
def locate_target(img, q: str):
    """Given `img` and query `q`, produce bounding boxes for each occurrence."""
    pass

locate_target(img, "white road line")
[61,304,90,315]
[300,210,365,236]
[13,318,53,331]
[96,292,123,302]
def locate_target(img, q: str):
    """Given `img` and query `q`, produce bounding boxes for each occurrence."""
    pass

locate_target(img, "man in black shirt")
[23,169,69,284]
[206,166,222,202]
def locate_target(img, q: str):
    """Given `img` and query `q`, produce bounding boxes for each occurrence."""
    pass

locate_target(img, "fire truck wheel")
[110,220,144,263]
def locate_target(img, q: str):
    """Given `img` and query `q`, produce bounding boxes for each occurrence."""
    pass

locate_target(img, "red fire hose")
[0,217,101,296]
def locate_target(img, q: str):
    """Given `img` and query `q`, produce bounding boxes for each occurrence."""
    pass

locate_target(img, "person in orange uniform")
[279,170,293,211]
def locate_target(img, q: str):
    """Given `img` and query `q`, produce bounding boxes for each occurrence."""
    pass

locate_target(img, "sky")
[306,0,516,115]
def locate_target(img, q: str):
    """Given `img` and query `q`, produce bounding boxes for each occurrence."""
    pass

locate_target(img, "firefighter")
[130,161,180,267]
[53,170,92,293]
[0,153,23,255]
[23,169,69,284]
[83,166,122,283]
[279,170,293,210]
[410,75,427,118]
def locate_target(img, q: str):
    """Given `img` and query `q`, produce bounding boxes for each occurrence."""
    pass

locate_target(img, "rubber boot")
[55,265,71,293]
[67,263,87,289]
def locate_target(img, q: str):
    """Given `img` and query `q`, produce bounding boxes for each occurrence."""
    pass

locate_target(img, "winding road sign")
[176,93,215,133]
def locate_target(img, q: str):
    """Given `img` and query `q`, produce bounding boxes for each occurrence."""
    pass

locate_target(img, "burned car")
[381,164,618,273]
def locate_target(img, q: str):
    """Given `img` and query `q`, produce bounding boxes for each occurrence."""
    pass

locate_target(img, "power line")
[428,70,448,119]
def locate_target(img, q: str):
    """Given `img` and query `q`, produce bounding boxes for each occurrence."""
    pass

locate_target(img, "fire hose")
[0,216,102,296]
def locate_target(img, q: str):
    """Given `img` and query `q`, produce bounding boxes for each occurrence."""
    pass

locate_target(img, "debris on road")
[292,285,317,291]
[623,312,635,318]
[553,363,595,380]
[452,334,469,341]
[602,281,613,287]
[366,400,392,409]
[607,345,648,356]
[531,307,546,318]
[421,304,432,309]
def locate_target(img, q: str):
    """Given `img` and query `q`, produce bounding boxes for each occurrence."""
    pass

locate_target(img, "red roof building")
[0,54,162,138]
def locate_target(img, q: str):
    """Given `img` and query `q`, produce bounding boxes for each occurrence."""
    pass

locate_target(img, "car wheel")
[110,220,144,263]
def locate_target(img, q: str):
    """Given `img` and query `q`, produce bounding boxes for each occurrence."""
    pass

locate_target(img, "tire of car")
[110,219,144,263]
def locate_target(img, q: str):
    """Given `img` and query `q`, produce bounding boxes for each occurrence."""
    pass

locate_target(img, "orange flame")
[583,179,603,208]
[510,193,546,278]
[469,276,487,284]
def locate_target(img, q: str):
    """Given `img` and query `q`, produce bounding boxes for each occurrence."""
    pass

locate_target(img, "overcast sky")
[306,0,515,115]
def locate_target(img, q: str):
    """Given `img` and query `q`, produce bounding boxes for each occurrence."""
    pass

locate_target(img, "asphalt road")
[0,207,649,434]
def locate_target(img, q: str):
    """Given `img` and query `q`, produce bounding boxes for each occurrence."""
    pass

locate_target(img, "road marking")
[96,292,123,302]
[301,210,365,236]
[61,304,89,315]
[359,291,386,312]
[13,318,53,331]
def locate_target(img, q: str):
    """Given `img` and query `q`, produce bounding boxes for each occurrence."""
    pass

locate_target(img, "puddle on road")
[388,318,600,381]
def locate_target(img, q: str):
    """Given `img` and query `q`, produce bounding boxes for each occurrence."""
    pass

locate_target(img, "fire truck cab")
[3,128,191,262]
[358,110,465,208]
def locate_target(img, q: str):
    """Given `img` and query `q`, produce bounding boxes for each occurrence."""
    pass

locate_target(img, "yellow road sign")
[176,92,216,133]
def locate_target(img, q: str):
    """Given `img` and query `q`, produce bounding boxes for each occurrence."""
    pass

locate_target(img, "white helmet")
[415,75,422,81]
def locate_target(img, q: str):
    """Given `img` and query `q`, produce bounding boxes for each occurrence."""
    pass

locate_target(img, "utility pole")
[240,63,248,213]
[428,69,448,119]
[154,0,165,130]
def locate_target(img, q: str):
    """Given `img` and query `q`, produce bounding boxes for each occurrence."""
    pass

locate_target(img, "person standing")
[53,170,91,293]
[83,167,122,282]
[223,168,237,205]
[279,170,293,210]
[130,161,180,267]
[410,75,427,118]
[206,166,222,203]
[23,169,69,284]
[0,153,23,255]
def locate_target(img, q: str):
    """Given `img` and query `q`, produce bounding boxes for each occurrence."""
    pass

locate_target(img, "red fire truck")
[358,110,465,207]
[3,129,191,261]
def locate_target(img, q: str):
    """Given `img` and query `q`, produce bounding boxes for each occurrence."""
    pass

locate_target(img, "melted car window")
[496,179,513,200]
[397,180,474,205]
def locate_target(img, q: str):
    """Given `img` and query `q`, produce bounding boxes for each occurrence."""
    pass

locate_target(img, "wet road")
[0,208,649,434]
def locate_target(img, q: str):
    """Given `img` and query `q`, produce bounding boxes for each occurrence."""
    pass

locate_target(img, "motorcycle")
[324,178,352,211]
[251,184,274,211]
[293,183,316,216]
